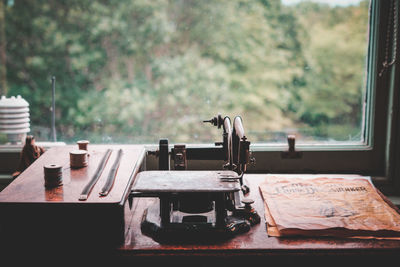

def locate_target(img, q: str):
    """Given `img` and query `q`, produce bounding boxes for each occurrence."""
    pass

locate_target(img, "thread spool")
[44,164,63,188]
[70,150,88,168]
[77,140,89,151]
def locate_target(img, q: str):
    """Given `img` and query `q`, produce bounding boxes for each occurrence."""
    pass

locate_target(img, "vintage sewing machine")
[129,115,260,243]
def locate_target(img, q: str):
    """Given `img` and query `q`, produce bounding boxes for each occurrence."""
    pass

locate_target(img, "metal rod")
[159,139,169,170]
[99,149,123,196]
[51,76,57,142]
[79,149,112,201]
[215,193,227,227]
[160,196,171,227]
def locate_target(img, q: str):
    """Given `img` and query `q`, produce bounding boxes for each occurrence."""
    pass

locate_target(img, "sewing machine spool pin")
[158,139,170,170]
[203,114,224,129]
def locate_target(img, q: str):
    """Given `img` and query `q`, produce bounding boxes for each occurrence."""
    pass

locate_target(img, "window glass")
[0,0,370,144]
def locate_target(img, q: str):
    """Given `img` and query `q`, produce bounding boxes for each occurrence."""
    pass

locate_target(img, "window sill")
[0,141,66,153]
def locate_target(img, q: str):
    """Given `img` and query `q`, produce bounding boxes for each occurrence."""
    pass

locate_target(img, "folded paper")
[259,176,400,239]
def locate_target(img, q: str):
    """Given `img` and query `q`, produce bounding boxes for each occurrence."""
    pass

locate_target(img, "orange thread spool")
[44,164,63,188]
[70,150,88,168]
[77,140,89,151]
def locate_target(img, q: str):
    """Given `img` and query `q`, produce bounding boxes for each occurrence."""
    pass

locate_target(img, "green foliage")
[3,0,370,144]
[287,1,368,140]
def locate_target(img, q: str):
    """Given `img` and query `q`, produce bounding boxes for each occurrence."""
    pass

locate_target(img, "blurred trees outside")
[1,0,369,144]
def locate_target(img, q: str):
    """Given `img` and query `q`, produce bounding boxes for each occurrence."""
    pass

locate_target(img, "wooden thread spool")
[77,140,89,151]
[70,150,88,168]
[44,164,63,188]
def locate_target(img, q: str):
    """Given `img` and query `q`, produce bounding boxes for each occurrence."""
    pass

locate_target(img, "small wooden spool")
[44,164,63,188]
[70,150,88,169]
[77,140,89,151]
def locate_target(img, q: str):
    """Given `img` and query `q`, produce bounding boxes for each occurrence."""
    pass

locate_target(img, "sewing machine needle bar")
[99,149,123,197]
[79,149,112,201]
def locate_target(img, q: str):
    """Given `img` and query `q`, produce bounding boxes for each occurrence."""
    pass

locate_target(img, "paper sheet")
[259,176,400,238]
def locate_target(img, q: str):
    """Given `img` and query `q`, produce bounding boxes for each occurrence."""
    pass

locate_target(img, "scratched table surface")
[0,145,145,204]
[132,170,241,192]
[118,174,400,264]
[1,149,400,265]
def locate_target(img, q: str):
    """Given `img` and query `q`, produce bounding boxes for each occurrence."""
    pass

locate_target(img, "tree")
[0,0,6,95]
[3,0,370,144]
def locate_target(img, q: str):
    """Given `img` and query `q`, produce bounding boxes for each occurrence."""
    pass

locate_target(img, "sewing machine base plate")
[140,201,251,243]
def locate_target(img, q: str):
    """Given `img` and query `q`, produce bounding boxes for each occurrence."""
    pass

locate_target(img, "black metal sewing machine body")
[130,115,259,243]
[131,170,255,243]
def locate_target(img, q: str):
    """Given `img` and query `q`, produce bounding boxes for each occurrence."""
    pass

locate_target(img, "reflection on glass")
[2,0,369,144]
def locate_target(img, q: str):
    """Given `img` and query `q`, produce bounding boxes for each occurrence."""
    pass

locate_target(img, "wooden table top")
[120,174,400,257]
[0,145,145,204]
[1,147,400,264]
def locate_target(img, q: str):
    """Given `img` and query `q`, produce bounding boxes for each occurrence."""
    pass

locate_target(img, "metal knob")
[203,114,223,128]
[241,198,254,209]
[288,134,296,153]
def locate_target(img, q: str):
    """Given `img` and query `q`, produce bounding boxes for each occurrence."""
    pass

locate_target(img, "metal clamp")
[281,135,302,159]
[173,144,187,170]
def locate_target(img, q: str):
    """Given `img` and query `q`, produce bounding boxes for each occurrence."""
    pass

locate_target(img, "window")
[1,1,399,194]
[1,0,370,143]
[247,0,399,196]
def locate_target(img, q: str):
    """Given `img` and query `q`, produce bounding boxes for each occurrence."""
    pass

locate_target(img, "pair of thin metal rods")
[79,149,123,201]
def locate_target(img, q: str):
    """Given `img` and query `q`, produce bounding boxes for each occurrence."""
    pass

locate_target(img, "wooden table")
[1,146,400,266]
[117,175,400,266]
[0,145,146,248]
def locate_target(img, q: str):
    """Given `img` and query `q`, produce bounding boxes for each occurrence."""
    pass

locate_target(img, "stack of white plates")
[0,95,30,144]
